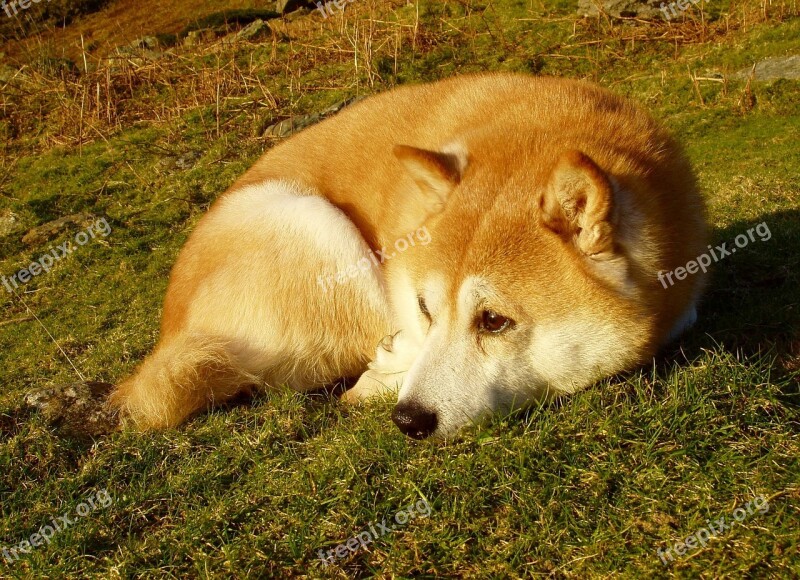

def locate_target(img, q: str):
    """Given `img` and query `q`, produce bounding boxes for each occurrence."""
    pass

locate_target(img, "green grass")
[1,0,799,577]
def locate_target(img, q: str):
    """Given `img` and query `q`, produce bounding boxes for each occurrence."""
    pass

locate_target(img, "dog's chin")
[408,426,456,441]
[421,397,540,441]
[420,412,494,442]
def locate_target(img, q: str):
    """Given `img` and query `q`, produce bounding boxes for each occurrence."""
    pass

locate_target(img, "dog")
[109,73,708,439]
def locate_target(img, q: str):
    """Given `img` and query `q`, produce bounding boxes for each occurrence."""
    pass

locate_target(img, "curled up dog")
[109,74,708,439]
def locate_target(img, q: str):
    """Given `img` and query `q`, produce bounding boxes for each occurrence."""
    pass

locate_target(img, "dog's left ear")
[394,144,466,220]
[539,150,615,258]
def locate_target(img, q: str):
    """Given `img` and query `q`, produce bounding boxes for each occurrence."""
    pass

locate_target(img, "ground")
[0,0,798,577]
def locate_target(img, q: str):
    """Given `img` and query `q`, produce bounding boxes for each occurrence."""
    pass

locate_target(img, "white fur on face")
[391,272,637,437]
[395,276,537,437]
[525,318,624,395]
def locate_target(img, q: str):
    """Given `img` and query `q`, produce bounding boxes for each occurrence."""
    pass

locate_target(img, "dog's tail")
[108,333,260,429]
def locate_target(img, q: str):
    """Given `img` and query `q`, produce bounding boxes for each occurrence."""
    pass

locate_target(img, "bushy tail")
[108,334,260,429]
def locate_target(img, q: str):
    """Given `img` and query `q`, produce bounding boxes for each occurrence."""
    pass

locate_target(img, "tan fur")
[110,74,707,433]
[109,334,260,428]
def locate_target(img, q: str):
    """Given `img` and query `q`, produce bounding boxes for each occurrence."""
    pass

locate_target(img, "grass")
[1,0,799,577]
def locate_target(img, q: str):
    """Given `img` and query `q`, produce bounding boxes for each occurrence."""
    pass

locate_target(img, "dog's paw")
[341,369,404,403]
[368,330,419,374]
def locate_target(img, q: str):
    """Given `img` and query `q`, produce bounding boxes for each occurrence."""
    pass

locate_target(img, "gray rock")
[261,96,365,138]
[221,19,270,45]
[183,29,215,47]
[112,43,164,68]
[35,56,80,78]
[159,151,202,170]
[578,0,665,19]
[109,37,164,69]
[0,210,20,238]
[262,115,319,138]
[129,36,160,50]
[22,213,94,246]
[236,19,267,40]
[175,151,202,170]
[24,381,119,439]
[733,55,800,81]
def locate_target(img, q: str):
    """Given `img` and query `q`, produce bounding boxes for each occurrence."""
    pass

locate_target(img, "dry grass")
[1,0,793,161]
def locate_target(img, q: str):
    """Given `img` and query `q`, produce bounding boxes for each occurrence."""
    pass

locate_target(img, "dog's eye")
[418,296,431,321]
[480,310,512,333]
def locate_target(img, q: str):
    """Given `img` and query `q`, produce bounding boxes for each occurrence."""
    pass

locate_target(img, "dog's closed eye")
[418,296,431,322]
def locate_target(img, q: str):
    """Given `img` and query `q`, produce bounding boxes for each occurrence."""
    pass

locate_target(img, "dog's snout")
[391,401,438,439]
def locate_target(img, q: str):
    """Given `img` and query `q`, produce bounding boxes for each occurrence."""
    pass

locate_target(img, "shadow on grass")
[662,208,800,381]
[699,209,799,352]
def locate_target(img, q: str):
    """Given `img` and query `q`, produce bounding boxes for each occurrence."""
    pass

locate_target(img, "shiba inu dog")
[109,74,707,439]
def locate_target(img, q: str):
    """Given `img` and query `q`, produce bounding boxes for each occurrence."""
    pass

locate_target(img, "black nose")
[391,401,438,439]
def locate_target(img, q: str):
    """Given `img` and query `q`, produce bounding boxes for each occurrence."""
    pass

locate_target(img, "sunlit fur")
[109,74,707,433]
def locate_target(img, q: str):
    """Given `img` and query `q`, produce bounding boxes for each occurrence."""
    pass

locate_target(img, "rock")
[111,37,164,66]
[733,55,800,81]
[112,42,164,68]
[577,0,664,19]
[220,19,270,45]
[129,36,160,50]
[0,209,20,238]
[22,213,94,247]
[262,115,318,138]
[175,151,202,170]
[159,151,201,170]
[183,29,216,47]
[260,96,365,138]
[24,382,119,439]
[236,18,267,40]
[34,56,80,78]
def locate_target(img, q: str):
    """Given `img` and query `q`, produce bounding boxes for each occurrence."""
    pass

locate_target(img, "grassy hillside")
[1,0,798,577]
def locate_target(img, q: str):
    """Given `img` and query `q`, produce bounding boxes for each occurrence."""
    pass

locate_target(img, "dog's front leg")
[341,330,419,402]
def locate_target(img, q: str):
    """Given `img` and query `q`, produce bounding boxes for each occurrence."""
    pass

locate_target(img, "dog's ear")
[539,150,615,258]
[394,144,465,218]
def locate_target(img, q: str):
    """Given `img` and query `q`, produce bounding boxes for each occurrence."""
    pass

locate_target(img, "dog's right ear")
[538,150,615,258]
[394,144,466,222]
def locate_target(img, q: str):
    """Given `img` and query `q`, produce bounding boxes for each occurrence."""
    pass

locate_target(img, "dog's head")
[384,143,659,439]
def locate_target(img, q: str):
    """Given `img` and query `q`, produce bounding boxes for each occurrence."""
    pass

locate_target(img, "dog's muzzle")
[391,400,438,439]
